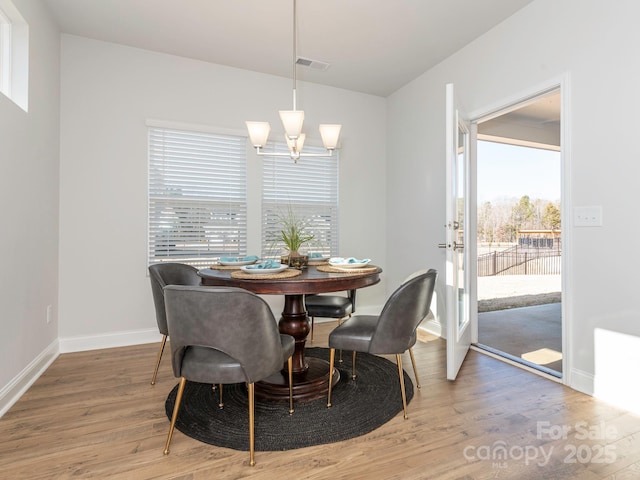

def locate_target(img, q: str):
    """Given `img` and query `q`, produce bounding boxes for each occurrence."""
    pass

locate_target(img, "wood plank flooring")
[1,322,640,479]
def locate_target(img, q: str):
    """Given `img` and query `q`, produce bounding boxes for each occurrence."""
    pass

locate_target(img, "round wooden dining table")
[198,264,382,401]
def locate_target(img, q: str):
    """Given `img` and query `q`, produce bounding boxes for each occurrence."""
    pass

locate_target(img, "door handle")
[438,243,449,249]
[453,241,464,251]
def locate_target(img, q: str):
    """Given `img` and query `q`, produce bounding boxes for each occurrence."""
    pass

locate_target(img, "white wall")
[386,0,640,400]
[0,0,59,414]
[58,35,387,350]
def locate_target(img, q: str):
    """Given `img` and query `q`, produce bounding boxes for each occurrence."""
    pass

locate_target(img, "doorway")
[474,89,563,377]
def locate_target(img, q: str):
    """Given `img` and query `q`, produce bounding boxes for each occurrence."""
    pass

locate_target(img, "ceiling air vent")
[296,57,330,71]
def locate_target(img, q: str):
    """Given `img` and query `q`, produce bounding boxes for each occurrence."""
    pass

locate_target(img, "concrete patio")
[477,274,562,374]
[478,274,561,311]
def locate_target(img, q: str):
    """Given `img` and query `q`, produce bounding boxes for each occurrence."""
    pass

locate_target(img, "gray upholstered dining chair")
[326,269,437,420]
[305,289,356,343]
[162,285,295,467]
[148,262,201,385]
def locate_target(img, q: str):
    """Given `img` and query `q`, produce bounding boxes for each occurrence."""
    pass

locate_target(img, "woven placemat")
[209,264,243,270]
[317,264,379,274]
[308,260,329,266]
[230,268,302,279]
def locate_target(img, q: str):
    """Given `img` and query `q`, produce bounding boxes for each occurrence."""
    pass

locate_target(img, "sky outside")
[477,141,561,204]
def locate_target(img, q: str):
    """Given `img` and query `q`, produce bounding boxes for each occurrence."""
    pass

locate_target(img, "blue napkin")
[246,259,282,269]
[308,252,324,259]
[330,257,371,264]
[220,255,259,262]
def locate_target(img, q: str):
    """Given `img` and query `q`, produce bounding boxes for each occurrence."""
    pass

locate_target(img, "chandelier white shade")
[319,124,342,150]
[279,110,305,139]
[286,133,305,154]
[245,0,341,162]
[245,121,271,148]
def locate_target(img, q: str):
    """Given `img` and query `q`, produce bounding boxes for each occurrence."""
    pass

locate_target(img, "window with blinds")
[262,143,339,259]
[148,126,247,267]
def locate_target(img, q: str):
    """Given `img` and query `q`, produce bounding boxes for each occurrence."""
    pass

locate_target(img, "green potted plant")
[278,207,314,268]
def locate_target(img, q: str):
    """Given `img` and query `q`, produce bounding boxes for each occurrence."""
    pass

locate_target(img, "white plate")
[241,265,288,274]
[329,262,370,269]
[308,256,329,262]
[219,259,258,266]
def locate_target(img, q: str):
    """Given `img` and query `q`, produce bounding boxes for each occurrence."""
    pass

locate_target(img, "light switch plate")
[574,206,602,227]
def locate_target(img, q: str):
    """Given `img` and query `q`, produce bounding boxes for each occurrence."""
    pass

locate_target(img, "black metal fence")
[478,245,561,276]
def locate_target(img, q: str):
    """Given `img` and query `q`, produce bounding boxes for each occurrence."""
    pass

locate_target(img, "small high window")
[0,8,11,95]
[0,0,28,111]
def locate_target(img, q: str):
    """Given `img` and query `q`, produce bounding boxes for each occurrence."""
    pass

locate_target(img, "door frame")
[445,84,476,380]
[467,74,572,386]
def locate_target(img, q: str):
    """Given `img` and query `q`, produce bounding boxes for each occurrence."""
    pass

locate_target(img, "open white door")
[444,83,476,380]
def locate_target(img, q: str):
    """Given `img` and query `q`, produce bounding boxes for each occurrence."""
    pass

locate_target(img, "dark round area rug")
[164,347,413,451]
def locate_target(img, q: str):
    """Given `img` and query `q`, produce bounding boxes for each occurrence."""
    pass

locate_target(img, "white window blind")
[262,143,339,259]
[148,126,247,267]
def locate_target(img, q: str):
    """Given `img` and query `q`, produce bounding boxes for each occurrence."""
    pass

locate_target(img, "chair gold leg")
[248,383,255,466]
[396,354,408,420]
[164,377,187,454]
[288,356,294,414]
[351,351,357,380]
[151,335,167,385]
[218,384,224,408]
[327,348,335,407]
[409,347,421,389]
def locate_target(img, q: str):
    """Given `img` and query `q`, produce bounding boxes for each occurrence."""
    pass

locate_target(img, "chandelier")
[245,0,341,163]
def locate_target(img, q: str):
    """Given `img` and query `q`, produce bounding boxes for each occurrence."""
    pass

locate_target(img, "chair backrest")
[163,285,285,383]
[148,263,201,335]
[369,269,438,354]
[402,268,429,284]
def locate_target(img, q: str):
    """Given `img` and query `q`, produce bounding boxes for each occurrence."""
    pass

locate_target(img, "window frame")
[0,0,27,111]
[0,7,11,96]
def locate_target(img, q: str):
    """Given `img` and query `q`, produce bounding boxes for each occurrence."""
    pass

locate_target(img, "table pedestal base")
[255,357,340,402]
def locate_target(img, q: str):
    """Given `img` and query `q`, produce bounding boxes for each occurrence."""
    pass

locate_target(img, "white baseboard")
[59,328,161,353]
[417,311,441,337]
[0,339,59,417]
[417,320,442,338]
[353,304,385,315]
[568,367,594,396]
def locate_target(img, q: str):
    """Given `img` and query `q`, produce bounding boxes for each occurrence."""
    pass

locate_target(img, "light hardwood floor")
[2,321,640,480]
